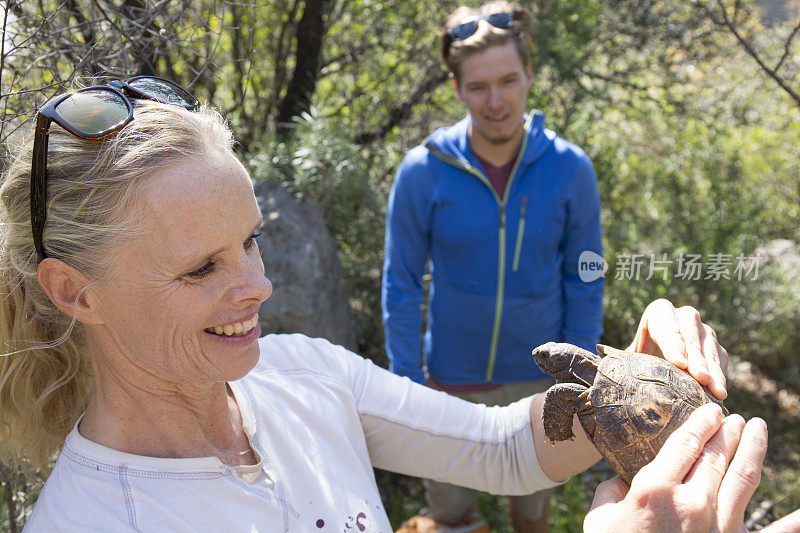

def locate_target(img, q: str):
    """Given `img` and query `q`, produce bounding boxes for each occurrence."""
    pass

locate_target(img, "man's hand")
[584,403,768,533]
[759,508,800,532]
[628,299,728,399]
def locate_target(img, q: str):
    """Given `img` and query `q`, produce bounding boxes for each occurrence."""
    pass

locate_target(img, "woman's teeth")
[206,316,258,337]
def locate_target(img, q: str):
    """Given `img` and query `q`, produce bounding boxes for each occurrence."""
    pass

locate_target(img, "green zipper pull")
[512,196,528,272]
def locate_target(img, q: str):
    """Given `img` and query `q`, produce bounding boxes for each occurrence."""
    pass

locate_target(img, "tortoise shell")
[590,345,727,484]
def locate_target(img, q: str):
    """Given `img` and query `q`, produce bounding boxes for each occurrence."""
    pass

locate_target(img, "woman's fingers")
[716,418,768,532]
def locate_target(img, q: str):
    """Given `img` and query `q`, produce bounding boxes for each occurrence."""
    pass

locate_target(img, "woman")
[0,78,788,532]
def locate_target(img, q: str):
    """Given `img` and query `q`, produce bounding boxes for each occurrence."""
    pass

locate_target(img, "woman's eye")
[186,261,215,279]
[184,232,261,279]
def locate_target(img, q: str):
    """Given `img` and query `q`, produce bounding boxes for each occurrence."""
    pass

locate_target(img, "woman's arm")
[529,392,601,482]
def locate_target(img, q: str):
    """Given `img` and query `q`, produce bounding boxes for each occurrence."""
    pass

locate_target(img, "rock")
[253,179,359,350]
[755,239,800,274]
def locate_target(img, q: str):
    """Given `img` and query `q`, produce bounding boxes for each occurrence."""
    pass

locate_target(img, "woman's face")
[89,150,272,385]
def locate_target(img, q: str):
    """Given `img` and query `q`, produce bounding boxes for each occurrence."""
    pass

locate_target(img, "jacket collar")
[425,110,556,168]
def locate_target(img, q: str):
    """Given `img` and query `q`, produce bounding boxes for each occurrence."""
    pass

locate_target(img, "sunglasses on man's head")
[446,11,515,41]
[30,76,199,263]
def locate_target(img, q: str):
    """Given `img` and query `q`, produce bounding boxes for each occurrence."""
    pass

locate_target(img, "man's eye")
[245,231,263,251]
[186,262,215,279]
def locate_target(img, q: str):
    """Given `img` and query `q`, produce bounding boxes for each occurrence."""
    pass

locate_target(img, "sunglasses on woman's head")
[446,11,515,41]
[30,76,199,263]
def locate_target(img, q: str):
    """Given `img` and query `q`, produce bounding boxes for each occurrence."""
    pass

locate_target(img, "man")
[382,2,604,531]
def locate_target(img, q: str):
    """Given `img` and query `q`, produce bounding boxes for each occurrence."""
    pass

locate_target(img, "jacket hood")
[424,110,556,168]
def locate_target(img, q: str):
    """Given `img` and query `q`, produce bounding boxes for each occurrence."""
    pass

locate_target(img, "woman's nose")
[231,253,272,304]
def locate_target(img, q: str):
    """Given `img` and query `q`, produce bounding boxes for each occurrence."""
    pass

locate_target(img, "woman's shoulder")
[251,333,365,379]
[256,332,344,359]
[24,451,131,531]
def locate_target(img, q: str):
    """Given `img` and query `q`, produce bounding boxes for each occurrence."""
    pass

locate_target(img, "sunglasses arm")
[30,114,51,262]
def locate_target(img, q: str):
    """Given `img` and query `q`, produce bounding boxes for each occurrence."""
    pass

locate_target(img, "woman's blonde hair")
[439,1,535,82]
[0,99,234,475]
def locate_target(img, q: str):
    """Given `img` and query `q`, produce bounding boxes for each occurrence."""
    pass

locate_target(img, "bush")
[247,113,401,361]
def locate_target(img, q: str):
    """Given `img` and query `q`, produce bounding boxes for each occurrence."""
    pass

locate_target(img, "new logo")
[578,251,608,282]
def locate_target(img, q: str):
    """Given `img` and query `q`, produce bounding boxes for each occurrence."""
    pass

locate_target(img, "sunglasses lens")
[128,77,198,108]
[448,11,513,42]
[54,90,130,135]
[486,12,514,29]
[450,19,479,40]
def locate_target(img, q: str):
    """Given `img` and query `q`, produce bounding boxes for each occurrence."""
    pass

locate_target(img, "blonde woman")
[0,78,793,532]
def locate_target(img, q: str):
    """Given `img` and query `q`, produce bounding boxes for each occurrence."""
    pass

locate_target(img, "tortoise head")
[532,342,601,386]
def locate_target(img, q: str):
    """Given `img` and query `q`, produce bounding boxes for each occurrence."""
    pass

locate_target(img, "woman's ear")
[36,258,103,324]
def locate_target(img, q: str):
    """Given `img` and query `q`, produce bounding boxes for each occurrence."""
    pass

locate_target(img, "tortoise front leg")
[541,383,594,444]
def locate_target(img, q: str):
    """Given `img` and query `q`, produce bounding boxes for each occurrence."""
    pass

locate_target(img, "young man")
[382,2,603,531]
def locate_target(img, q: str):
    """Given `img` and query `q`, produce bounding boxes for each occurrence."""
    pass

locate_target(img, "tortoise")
[531,342,728,485]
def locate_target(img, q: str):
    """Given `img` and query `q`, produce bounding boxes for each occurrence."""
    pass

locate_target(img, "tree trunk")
[275,0,331,139]
[354,68,450,145]
[1,466,18,533]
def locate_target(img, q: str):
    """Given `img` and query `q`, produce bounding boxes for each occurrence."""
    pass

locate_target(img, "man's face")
[454,41,533,150]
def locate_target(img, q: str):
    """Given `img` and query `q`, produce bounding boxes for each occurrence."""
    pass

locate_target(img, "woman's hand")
[628,299,728,400]
[584,404,767,533]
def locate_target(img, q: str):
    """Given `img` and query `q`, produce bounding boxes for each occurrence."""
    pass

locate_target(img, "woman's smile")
[203,319,261,346]
[203,313,262,346]
[204,314,260,337]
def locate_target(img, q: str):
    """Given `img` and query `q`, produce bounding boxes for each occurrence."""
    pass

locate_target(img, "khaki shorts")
[424,379,555,525]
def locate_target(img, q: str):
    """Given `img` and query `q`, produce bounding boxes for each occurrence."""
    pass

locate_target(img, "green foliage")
[248,112,401,359]
[549,474,599,533]
[731,263,800,389]
[1,470,44,532]
[3,0,800,529]
[575,67,800,388]
[375,471,426,528]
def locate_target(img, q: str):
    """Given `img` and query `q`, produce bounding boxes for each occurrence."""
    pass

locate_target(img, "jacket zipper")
[424,115,531,382]
[512,196,528,272]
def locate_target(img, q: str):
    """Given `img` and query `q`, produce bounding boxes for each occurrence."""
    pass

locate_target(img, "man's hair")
[439,1,535,82]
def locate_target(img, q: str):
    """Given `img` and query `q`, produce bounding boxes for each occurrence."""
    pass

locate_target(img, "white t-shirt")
[25,334,558,532]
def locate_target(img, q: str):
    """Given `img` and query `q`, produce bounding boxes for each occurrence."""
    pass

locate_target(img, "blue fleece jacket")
[382,111,604,385]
